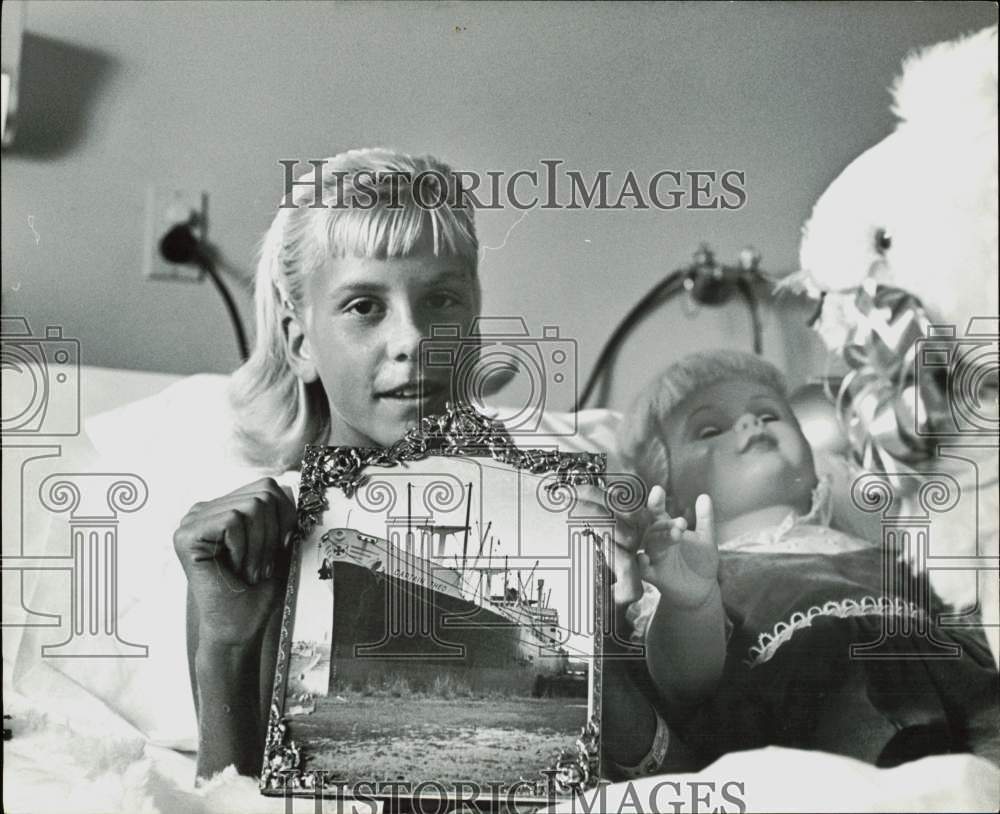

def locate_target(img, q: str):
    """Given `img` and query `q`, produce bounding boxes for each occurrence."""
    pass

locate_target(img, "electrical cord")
[201,259,249,362]
[159,223,249,362]
[736,275,764,356]
[573,246,766,412]
[575,271,686,411]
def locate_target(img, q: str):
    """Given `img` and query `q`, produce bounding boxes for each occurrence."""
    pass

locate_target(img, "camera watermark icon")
[419,317,578,436]
[913,317,999,438]
[1,316,81,437]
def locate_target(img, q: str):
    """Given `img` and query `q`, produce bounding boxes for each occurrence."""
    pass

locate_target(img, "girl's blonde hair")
[617,350,788,494]
[230,148,480,471]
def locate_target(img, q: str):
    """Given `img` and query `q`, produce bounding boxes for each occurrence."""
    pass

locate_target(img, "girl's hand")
[173,478,297,646]
[639,487,719,609]
[574,482,646,606]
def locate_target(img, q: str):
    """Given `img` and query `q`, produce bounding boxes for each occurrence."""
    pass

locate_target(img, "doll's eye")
[697,425,721,439]
[874,228,892,254]
[759,412,779,423]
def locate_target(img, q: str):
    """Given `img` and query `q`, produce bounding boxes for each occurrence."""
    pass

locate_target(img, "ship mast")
[474,521,492,601]
[461,482,472,573]
[525,560,539,604]
[487,538,494,598]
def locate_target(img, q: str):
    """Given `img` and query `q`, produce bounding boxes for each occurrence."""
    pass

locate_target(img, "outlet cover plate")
[142,186,207,282]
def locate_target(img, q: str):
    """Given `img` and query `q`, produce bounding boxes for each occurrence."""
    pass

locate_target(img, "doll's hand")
[173,478,297,646]
[639,487,719,609]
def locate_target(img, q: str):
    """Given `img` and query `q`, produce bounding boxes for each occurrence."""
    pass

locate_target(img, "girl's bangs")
[322,201,478,264]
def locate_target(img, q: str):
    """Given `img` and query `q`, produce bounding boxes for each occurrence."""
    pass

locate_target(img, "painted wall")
[2,1,995,411]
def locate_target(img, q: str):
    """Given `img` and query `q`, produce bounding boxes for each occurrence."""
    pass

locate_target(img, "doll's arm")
[640,492,727,712]
[644,579,726,712]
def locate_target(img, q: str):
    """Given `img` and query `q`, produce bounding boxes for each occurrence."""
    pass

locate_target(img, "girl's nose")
[734,412,763,433]
[386,309,424,361]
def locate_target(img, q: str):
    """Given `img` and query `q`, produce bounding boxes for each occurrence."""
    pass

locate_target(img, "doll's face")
[662,377,818,524]
[284,251,480,447]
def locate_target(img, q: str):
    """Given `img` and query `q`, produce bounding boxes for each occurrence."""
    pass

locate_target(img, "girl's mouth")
[376,381,446,402]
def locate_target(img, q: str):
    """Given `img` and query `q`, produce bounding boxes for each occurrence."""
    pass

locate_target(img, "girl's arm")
[185,585,287,779]
[603,604,702,775]
[193,633,267,778]
[174,478,297,780]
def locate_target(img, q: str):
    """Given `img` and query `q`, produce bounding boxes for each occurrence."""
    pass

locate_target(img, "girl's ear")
[282,313,320,383]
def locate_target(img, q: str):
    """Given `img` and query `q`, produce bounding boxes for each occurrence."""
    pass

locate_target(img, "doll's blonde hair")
[617,350,788,494]
[229,148,480,471]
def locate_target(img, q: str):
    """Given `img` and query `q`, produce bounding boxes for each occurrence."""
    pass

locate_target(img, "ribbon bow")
[832,281,952,481]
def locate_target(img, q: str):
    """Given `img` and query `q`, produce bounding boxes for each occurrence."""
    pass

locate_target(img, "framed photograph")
[260,406,609,808]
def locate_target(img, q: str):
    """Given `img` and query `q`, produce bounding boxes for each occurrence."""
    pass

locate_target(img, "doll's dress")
[627,480,1000,768]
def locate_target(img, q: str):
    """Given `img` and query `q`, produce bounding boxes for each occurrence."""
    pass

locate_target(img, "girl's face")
[661,377,818,524]
[286,251,480,447]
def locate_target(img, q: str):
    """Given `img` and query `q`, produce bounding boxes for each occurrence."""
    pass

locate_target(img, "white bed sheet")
[3,366,998,813]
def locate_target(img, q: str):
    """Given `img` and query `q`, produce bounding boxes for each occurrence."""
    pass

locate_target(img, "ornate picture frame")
[260,405,609,807]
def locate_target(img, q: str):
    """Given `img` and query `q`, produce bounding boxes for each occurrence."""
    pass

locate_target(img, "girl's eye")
[697,426,721,440]
[426,291,462,310]
[345,298,384,318]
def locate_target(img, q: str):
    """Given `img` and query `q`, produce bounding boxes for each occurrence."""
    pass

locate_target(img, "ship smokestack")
[537,579,545,608]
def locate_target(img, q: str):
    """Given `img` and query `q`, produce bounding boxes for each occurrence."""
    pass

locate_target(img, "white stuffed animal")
[796,25,999,665]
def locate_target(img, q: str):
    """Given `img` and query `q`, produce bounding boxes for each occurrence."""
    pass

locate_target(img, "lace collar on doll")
[717,475,867,554]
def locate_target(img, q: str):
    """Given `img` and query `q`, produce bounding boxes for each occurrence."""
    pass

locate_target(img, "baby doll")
[614,350,998,770]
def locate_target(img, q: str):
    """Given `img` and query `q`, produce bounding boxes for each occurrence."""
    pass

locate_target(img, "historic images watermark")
[274,776,748,813]
[278,159,748,211]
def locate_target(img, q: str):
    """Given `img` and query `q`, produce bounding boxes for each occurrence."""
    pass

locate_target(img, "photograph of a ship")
[275,451,605,798]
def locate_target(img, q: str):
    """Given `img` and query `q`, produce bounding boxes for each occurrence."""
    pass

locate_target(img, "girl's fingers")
[181,490,294,578]
[241,497,269,584]
[190,486,297,534]
[611,542,643,605]
[277,485,298,535]
[219,510,248,576]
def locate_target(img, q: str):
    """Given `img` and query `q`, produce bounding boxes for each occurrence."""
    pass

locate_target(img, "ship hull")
[327,560,567,696]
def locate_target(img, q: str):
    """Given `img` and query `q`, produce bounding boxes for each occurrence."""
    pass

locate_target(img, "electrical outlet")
[142,186,208,281]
